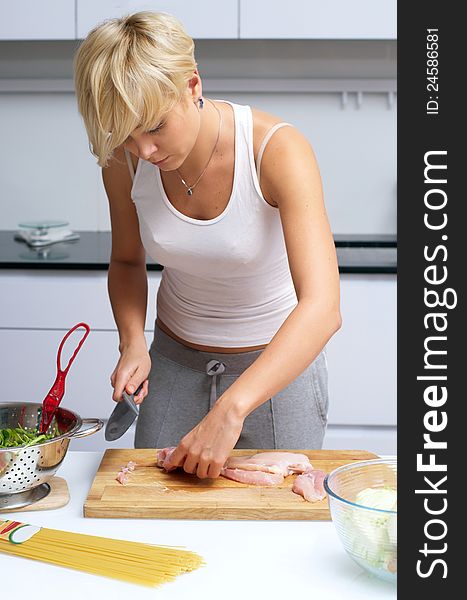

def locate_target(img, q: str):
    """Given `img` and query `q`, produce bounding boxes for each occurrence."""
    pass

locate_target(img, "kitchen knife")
[105,385,141,441]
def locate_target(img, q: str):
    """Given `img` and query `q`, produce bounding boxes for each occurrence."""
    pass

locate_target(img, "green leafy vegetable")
[0,424,58,448]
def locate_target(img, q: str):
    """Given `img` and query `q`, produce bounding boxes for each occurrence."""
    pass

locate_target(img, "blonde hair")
[74,11,196,167]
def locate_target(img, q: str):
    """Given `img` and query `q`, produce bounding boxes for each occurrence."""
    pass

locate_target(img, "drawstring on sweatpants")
[206,360,226,408]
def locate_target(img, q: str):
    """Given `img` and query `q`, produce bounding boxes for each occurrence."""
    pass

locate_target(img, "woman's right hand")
[110,344,151,405]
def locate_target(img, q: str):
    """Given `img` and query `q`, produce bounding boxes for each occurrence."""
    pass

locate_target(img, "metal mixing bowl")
[0,402,103,494]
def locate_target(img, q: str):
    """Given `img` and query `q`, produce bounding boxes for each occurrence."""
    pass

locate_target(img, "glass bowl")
[324,457,397,583]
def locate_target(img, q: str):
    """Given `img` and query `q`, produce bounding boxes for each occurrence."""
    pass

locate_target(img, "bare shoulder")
[102,145,140,204]
[251,106,287,157]
[104,145,138,179]
[250,106,315,207]
[251,105,310,151]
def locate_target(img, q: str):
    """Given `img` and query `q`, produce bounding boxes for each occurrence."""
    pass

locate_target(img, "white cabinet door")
[0,270,396,427]
[0,270,161,331]
[77,1,238,39]
[0,329,153,421]
[326,274,396,426]
[323,425,396,456]
[0,0,75,40]
[240,0,396,39]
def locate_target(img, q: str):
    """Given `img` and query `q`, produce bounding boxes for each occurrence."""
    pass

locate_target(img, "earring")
[198,97,204,110]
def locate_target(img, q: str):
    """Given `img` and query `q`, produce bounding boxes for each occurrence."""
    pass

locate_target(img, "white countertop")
[1,451,396,599]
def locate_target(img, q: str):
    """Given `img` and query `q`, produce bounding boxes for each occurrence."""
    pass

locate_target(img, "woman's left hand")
[164,401,244,479]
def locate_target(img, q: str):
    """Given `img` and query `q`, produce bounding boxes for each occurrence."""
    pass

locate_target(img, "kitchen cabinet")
[0,270,161,330]
[0,270,395,434]
[0,0,75,40]
[76,0,238,39]
[0,328,156,422]
[0,270,161,424]
[240,0,397,39]
[0,1,396,41]
[326,273,396,426]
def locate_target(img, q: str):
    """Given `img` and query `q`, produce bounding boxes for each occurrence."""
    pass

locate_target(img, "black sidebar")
[398,1,463,596]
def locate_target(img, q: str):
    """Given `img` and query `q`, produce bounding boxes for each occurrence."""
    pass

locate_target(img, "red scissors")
[39,322,91,434]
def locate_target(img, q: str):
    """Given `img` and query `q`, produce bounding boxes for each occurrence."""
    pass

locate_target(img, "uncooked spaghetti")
[0,520,203,587]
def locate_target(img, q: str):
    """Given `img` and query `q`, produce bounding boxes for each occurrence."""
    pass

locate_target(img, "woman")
[74,11,341,479]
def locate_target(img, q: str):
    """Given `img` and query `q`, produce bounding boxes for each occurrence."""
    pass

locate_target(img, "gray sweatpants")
[134,322,329,450]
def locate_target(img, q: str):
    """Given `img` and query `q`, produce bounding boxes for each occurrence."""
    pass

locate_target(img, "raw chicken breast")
[220,452,313,486]
[155,448,320,492]
[116,471,129,485]
[220,468,285,486]
[292,469,326,502]
[115,460,137,485]
[156,447,177,471]
[223,452,312,477]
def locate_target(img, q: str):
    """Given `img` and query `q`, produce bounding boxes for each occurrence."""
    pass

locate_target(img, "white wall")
[0,39,396,234]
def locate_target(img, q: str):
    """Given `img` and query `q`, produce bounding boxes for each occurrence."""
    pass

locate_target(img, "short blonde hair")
[74,11,196,167]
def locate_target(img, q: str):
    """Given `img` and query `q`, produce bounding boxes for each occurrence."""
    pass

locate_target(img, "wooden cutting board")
[84,449,378,520]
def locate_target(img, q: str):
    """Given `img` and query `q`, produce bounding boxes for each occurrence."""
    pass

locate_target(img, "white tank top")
[127,100,297,347]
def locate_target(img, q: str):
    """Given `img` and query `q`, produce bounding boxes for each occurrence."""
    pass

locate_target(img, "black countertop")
[0,231,396,274]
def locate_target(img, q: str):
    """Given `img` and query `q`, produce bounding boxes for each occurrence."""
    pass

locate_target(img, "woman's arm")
[102,147,151,403]
[167,126,341,477]
[218,125,341,416]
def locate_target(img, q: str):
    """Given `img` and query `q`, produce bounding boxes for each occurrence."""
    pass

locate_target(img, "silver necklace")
[176,99,222,196]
